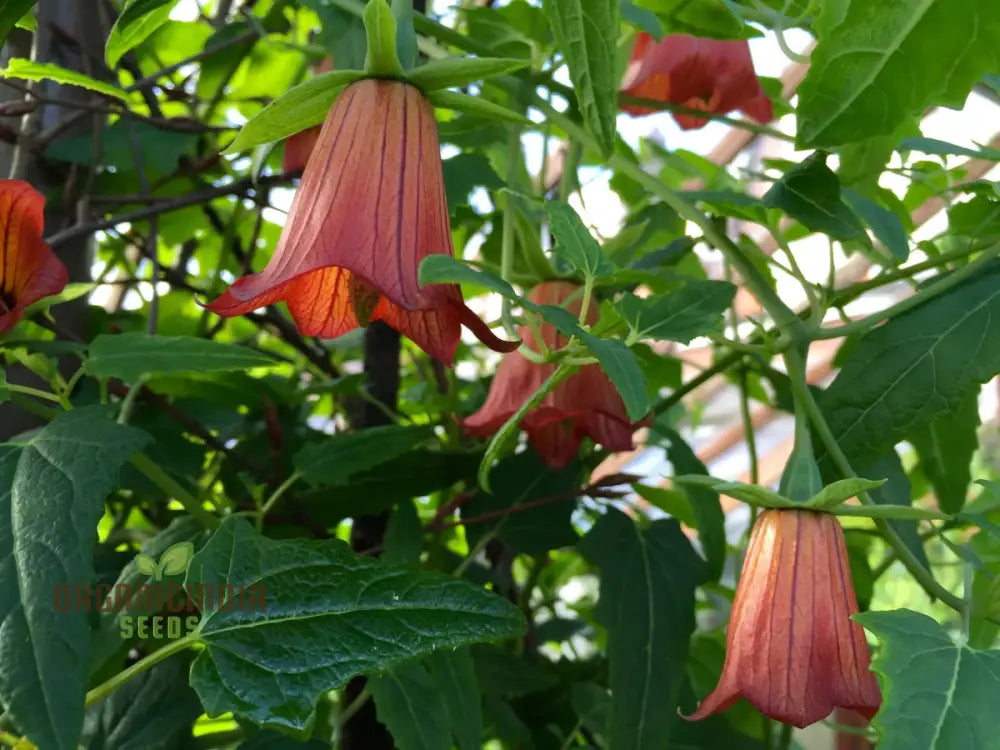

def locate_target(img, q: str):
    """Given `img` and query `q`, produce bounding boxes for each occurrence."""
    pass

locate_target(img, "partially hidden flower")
[463,281,641,468]
[207,78,516,364]
[282,57,335,173]
[685,509,882,728]
[0,180,68,335]
[620,32,773,129]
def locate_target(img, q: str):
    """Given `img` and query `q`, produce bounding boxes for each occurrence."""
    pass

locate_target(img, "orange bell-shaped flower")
[208,79,515,364]
[620,32,773,129]
[0,180,68,334]
[463,281,639,468]
[685,509,882,728]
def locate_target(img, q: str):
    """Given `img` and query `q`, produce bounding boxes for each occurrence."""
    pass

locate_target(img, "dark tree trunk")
[0,2,107,439]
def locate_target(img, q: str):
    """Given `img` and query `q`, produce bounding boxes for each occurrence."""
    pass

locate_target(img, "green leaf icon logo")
[134,554,156,577]
[158,542,195,577]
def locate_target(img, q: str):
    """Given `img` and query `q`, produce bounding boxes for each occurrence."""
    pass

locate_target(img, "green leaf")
[134,554,157,576]
[843,188,909,261]
[464,451,581,554]
[807,477,888,509]
[616,281,736,343]
[545,199,615,279]
[543,0,620,157]
[633,484,696,527]
[0,0,34,48]
[901,136,1000,161]
[830,504,949,521]
[106,0,178,68]
[406,57,528,91]
[578,509,706,750]
[856,609,1000,750]
[673,475,801,509]
[762,152,867,241]
[0,408,150,750]
[157,541,194,576]
[425,90,530,124]
[577,333,649,421]
[224,70,365,153]
[817,264,1000,467]
[0,58,129,100]
[85,333,276,381]
[364,0,404,77]
[425,649,483,750]
[186,517,525,730]
[370,660,452,750]
[83,654,202,750]
[797,0,1000,148]
[383,500,423,566]
[419,255,518,299]
[472,644,558,697]
[236,731,328,750]
[911,387,980,513]
[295,425,435,487]
[0,369,8,405]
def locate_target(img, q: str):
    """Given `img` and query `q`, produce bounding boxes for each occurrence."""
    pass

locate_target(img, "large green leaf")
[616,281,736,343]
[817,264,1000,467]
[543,0,620,157]
[662,429,726,580]
[85,333,276,381]
[83,655,202,750]
[106,0,178,67]
[578,509,706,750]
[463,451,581,554]
[911,386,980,513]
[369,660,452,750]
[295,425,436,487]
[0,408,150,750]
[186,517,525,730]
[762,152,867,241]
[797,0,1000,147]
[856,609,1000,750]
[425,648,483,750]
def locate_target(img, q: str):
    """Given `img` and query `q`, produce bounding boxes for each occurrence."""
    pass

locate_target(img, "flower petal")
[0,179,68,334]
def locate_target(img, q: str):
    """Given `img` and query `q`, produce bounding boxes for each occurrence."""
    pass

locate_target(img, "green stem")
[85,633,196,707]
[117,374,150,424]
[652,351,741,416]
[784,348,967,613]
[477,362,575,491]
[558,139,581,202]
[813,240,1000,339]
[129,453,219,529]
[776,722,794,750]
[4,384,64,404]
[257,471,302,531]
[500,127,524,340]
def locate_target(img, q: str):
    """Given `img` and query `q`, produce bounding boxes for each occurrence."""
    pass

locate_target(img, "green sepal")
[223,69,366,154]
[778,437,823,503]
[363,0,404,78]
[390,0,418,71]
[406,57,529,92]
[425,90,530,124]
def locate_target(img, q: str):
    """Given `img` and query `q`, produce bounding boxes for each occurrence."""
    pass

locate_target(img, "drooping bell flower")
[620,32,773,129]
[282,57,335,173]
[685,509,881,728]
[463,281,640,468]
[207,79,515,364]
[0,180,68,335]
